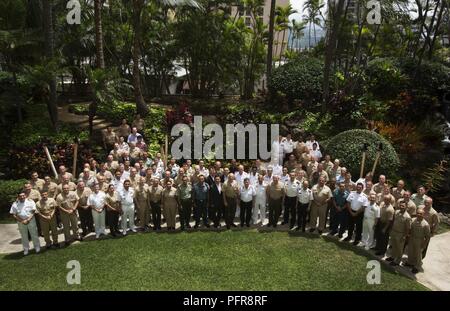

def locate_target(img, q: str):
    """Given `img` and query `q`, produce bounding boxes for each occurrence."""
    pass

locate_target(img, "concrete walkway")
[0,222,449,290]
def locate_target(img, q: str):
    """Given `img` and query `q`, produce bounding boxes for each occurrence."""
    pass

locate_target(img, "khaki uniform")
[129,147,142,159]
[135,184,150,227]
[423,207,440,236]
[128,175,141,189]
[56,191,79,241]
[97,182,109,192]
[41,181,58,198]
[223,181,239,227]
[310,184,332,231]
[132,118,145,132]
[161,187,178,228]
[106,160,119,173]
[118,124,131,138]
[57,172,74,184]
[56,182,77,196]
[26,189,41,203]
[97,171,113,183]
[30,178,45,192]
[36,198,58,245]
[306,161,318,177]
[110,149,121,161]
[372,182,387,194]
[376,193,395,206]
[407,218,431,268]
[411,194,430,208]
[103,130,118,147]
[397,198,417,217]
[309,170,328,185]
[389,210,411,263]
[391,187,405,207]
[149,185,164,228]
[267,182,285,226]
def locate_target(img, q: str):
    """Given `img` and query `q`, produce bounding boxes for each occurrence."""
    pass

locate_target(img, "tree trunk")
[42,0,58,131]
[428,0,445,59]
[266,0,276,82]
[131,0,149,116]
[323,0,346,112]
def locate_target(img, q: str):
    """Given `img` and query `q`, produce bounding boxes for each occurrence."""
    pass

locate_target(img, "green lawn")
[0,230,427,291]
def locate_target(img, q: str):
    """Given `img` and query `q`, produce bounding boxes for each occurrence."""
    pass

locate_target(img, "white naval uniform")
[252,182,268,225]
[10,199,41,253]
[362,203,380,249]
[119,187,136,234]
[88,191,107,237]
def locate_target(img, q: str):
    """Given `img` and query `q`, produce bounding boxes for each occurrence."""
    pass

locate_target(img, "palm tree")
[289,19,306,51]
[266,0,276,80]
[42,0,58,130]
[303,0,323,49]
[128,0,201,116]
[275,4,297,60]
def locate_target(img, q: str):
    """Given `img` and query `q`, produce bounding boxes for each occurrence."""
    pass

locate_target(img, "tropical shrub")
[324,129,400,178]
[0,179,27,220]
[366,58,408,99]
[268,56,324,108]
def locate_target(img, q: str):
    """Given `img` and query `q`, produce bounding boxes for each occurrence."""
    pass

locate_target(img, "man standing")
[391,180,406,207]
[103,126,118,151]
[344,183,369,245]
[296,180,312,232]
[239,178,255,227]
[253,175,267,226]
[331,182,349,237]
[411,185,430,208]
[56,184,80,245]
[149,178,164,231]
[283,172,300,229]
[372,175,387,194]
[87,184,107,239]
[422,197,440,258]
[118,180,137,235]
[267,175,285,228]
[41,176,58,198]
[30,172,45,192]
[361,192,380,250]
[76,181,94,239]
[386,201,411,266]
[10,192,41,255]
[208,175,223,228]
[135,177,150,230]
[177,175,193,230]
[36,191,59,249]
[407,208,431,274]
[222,173,239,229]
[309,176,332,234]
[193,175,210,228]
[374,195,395,256]
[397,191,417,218]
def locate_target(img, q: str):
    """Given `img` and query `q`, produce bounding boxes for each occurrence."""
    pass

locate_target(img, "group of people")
[10,120,440,275]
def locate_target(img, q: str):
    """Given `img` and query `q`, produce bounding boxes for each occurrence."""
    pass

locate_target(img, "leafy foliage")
[324,129,400,178]
[268,55,324,108]
[0,179,27,219]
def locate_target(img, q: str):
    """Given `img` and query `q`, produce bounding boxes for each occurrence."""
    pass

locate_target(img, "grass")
[0,230,427,291]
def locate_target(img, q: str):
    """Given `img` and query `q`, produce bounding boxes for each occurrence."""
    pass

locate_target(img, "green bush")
[324,129,400,178]
[366,57,408,99]
[11,104,89,148]
[0,179,27,220]
[144,107,166,156]
[268,56,324,108]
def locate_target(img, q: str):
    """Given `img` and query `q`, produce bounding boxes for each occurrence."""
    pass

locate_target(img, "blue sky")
[290,0,306,21]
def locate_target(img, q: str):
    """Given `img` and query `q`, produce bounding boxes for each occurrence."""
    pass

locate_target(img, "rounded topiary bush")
[268,56,324,108]
[323,129,400,178]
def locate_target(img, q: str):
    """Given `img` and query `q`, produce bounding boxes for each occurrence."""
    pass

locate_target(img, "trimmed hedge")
[324,129,400,178]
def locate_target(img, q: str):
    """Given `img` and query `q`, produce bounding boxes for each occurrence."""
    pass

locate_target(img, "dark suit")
[209,183,224,227]
[206,174,224,186]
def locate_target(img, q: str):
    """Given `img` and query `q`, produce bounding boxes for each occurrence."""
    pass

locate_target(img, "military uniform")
[105,191,121,236]
[177,183,193,229]
[310,184,332,232]
[56,191,80,242]
[36,197,59,247]
[10,198,40,254]
[407,218,431,269]
[389,210,411,264]
[135,184,151,228]
[267,182,285,227]
[76,187,94,236]
[56,182,77,196]
[391,187,405,208]
[374,202,395,255]
[41,181,58,198]
[223,181,239,228]
[422,207,440,258]
[149,184,164,230]
[30,178,45,192]
[26,189,41,203]
[397,198,417,217]
[162,187,178,229]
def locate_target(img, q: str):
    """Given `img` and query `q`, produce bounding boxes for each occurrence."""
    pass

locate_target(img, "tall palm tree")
[275,4,297,60]
[303,0,323,49]
[42,0,58,130]
[266,0,276,81]
[128,0,201,116]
